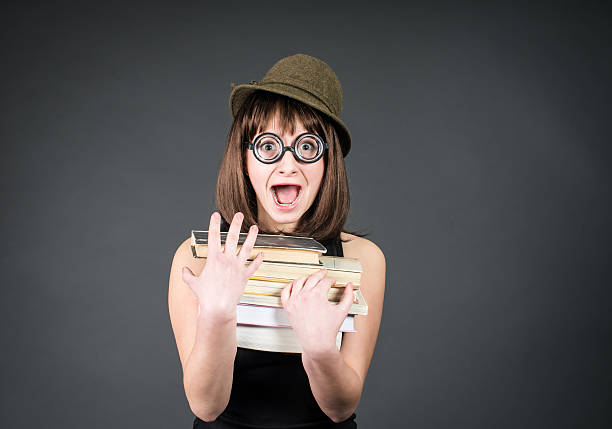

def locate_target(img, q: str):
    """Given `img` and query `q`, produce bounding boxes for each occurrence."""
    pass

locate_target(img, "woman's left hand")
[281,269,354,356]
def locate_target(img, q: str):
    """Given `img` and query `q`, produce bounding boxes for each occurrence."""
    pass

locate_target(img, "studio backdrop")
[2,2,610,428]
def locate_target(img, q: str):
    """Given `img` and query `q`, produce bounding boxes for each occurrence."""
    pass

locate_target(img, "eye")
[255,136,282,160]
[297,136,319,159]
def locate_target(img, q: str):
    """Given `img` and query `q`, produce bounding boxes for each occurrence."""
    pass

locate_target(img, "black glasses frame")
[243,132,328,164]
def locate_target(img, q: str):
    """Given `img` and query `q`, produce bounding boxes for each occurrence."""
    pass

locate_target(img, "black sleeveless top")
[192,219,357,428]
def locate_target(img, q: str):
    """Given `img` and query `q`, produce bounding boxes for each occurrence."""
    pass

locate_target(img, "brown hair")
[216,90,366,243]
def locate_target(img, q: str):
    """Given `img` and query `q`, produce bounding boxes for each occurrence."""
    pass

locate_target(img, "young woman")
[168,54,386,428]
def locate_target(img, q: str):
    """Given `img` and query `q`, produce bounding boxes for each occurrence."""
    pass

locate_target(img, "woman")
[168,54,386,428]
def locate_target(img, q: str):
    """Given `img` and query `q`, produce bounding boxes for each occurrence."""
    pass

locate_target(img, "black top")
[192,219,356,429]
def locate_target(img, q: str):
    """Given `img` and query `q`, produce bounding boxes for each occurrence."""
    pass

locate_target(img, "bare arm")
[301,348,363,423]
[182,309,237,421]
[168,212,263,422]
[282,238,386,422]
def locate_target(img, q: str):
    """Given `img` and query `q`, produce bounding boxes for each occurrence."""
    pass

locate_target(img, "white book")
[236,325,343,353]
[236,304,355,332]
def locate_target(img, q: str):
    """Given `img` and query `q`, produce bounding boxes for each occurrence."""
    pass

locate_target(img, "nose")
[276,146,299,175]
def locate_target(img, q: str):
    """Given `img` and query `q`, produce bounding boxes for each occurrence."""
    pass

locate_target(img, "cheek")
[309,163,325,191]
[246,153,269,191]
[246,153,259,183]
[246,152,255,180]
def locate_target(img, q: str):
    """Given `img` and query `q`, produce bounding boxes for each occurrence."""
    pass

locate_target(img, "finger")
[336,282,354,315]
[207,212,222,257]
[238,224,259,262]
[291,275,308,296]
[316,277,336,298]
[224,212,244,255]
[245,251,264,278]
[281,281,292,307]
[303,268,328,291]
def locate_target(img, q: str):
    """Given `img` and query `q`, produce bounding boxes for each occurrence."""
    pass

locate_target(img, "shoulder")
[175,236,193,258]
[340,232,386,270]
[168,237,207,307]
[172,236,206,275]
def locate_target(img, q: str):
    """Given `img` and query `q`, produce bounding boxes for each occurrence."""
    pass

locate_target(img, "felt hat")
[229,53,351,157]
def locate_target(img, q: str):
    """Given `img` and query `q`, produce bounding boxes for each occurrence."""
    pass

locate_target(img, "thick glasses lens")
[254,135,282,161]
[295,134,323,161]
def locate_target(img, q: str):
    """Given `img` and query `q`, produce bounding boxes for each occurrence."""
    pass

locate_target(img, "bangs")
[239,91,327,141]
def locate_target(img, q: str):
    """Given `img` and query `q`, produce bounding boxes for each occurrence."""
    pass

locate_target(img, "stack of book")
[190,230,367,353]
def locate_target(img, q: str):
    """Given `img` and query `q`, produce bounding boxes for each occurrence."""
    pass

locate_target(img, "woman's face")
[246,111,325,233]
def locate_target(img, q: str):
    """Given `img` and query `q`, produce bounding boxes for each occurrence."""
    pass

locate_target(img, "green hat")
[229,53,352,157]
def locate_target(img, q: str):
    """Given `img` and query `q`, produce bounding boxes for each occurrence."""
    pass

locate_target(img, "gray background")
[2,1,611,428]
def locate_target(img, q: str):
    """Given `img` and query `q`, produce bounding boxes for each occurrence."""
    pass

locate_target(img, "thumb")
[182,266,196,286]
[245,251,265,278]
[281,281,292,308]
[182,266,199,301]
[337,282,354,315]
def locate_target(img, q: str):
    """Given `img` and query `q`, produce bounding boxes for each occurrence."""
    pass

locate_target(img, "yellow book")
[244,281,347,299]
[239,287,368,316]
[247,256,361,287]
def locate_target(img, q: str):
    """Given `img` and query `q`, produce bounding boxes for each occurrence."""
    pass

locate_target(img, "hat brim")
[229,83,351,157]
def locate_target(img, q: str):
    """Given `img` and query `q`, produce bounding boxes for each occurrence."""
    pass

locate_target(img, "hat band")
[258,80,335,115]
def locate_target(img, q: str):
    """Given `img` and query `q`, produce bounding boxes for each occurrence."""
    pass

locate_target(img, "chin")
[269,209,303,224]
[263,201,307,228]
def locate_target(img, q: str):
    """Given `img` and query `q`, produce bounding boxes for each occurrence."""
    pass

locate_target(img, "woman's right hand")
[182,211,264,321]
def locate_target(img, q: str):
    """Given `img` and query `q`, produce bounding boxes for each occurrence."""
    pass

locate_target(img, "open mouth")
[271,184,302,207]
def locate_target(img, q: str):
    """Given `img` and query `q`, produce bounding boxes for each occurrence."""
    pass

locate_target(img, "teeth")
[272,187,301,206]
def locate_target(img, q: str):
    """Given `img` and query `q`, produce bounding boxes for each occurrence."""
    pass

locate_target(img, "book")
[243,280,346,298]
[191,230,327,264]
[189,229,364,353]
[236,325,343,353]
[243,277,363,296]
[240,285,368,316]
[236,304,356,332]
[246,256,361,287]
[190,230,362,287]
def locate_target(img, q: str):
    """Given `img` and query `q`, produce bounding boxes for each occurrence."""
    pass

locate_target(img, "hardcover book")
[191,230,327,264]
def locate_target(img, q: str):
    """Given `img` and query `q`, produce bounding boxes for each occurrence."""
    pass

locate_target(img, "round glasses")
[244,132,328,164]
